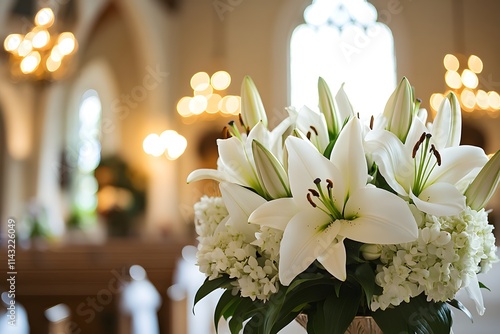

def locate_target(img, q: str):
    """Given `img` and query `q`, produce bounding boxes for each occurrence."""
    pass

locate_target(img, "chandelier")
[176,71,241,123]
[3,7,77,81]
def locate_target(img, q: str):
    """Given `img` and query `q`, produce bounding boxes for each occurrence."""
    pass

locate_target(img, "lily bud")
[360,244,382,261]
[432,92,462,149]
[252,140,290,199]
[318,77,338,139]
[465,150,500,210]
[240,76,267,129]
[335,83,355,127]
[382,77,414,142]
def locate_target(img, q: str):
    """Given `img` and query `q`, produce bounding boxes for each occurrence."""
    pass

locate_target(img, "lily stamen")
[307,178,342,219]
[310,126,319,136]
[430,144,442,166]
[412,132,427,158]
[306,192,317,208]
[413,133,441,195]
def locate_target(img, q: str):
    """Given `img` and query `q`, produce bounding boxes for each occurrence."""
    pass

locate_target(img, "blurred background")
[0,0,499,333]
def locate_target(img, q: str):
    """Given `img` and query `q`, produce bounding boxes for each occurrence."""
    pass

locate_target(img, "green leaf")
[193,276,231,313]
[479,281,491,291]
[373,294,452,334]
[448,299,473,323]
[214,289,241,332]
[228,297,259,334]
[307,282,361,334]
[352,263,376,306]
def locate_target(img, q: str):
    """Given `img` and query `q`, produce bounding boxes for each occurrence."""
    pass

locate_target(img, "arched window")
[72,89,102,226]
[290,0,396,120]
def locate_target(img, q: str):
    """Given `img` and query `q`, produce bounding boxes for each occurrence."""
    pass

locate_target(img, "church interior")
[0,0,499,333]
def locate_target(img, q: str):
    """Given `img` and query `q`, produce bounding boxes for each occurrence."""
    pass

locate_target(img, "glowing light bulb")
[4,34,23,52]
[161,130,187,160]
[443,54,459,71]
[189,95,207,115]
[211,71,231,90]
[17,39,33,57]
[20,51,41,74]
[35,8,55,27]
[143,134,164,157]
[445,70,461,89]
[206,94,222,114]
[32,29,50,49]
[46,56,61,72]
[468,55,483,74]
[57,32,76,55]
[476,90,489,109]
[488,91,500,110]
[190,72,210,91]
[461,69,478,89]
[460,89,476,110]
[177,96,193,117]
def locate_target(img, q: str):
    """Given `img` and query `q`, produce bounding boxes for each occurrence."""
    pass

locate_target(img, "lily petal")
[428,146,488,185]
[365,129,411,196]
[341,187,418,243]
[218,137,260,190]
[335,83,355,127]
[317,237,347,281]
[286,136,344,210]
[330,118,366,196]
[465,273,485,316]
[410,183,465,216]
[219,182,265,242]
[249,198,298,231]
[296,106,330,152]
[279,209,337,285]
[187,168,234,184]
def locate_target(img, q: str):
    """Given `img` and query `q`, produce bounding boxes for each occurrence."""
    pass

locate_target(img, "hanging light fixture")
[429,0,499,117]
[430,54,500,117]
[176,70,240,121]
[3,7,77,81]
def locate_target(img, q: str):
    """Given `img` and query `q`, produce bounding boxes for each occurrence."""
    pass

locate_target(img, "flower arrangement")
[187,76,499,334]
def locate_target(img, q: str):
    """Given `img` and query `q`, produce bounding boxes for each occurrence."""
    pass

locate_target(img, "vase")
[295,314,383,334]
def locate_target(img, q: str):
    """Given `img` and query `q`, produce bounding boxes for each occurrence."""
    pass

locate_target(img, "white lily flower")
[365,118,488,216]
[187,119,293,199]
[286,105,330,153]
[249,118,418,285]
[240,76,267,129]
[465,150,500,210]
[219,182,266,243]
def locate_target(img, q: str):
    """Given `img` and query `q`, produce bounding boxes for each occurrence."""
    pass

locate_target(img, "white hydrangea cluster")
[194,196,281,301]
[371,207,499,311]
